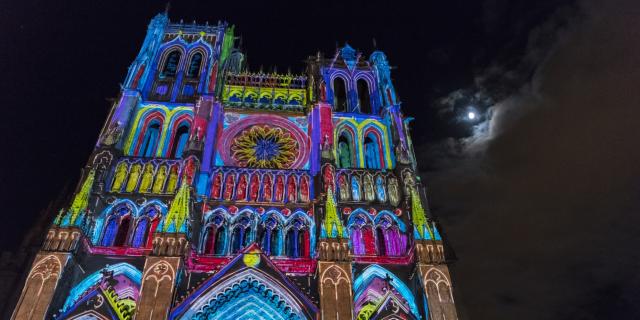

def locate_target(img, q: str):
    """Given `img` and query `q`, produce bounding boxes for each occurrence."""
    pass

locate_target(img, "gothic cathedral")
[12,13,459,320]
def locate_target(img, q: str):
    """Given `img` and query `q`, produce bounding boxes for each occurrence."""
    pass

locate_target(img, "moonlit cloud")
[421,1,640,319]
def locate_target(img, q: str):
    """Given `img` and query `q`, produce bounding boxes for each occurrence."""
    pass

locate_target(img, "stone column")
[415,239,458,320]
[11,252,70,320]
[317,238,354,320]
[134,256,181,320]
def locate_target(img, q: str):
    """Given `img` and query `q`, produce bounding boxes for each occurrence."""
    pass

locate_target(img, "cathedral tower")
[12,12,459,320]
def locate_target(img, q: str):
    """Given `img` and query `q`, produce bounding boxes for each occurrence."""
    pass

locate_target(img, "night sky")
[2,0,639,319]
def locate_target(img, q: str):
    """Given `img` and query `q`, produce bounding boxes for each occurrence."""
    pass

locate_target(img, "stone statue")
[125,163,142,192]
[166,165,179,193]
[338,174,350,201]
[249,175,259,202]
[262,174,273,201]
[152,165,167,193]
[403,171,416,196]
[351,176,361,201]
[388,176,400,206]
[223,175,235,200]
[396,144,411,165]
[300,176,310,202]
[211,173,222,199]
[111,162,128,192]
[138,163,155,193]
[364,173,375,202]
[101,121,123,146]
[375,175,387,203]
[274,175,285,202]
[287,176,297,203]
[236,174,248,201]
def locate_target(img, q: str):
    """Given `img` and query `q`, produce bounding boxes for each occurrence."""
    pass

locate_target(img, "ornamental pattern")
[231,125,300,169]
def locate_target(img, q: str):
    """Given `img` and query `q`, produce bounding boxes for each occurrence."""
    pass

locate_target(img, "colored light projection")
[347,209,408,257]
[353,265,420,320]
[230,125,299,168]
[57,263,142,320]
[171,249,317,320]
[222,72,307,113]
[91,199,167,248]
[199,206,315,258]
[124,104,193,158]
[333,117,394,169]
[216,113,310,169]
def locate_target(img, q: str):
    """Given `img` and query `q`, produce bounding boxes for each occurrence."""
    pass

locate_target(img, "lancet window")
[230,215,253,253]
[161,50,181,77]
[285,217,310,258]
[348,210,408,257]
[333,77,347,112]
[261,215,281,256]
[140,121,161,157]
[202,213,227,255]
[186,52,203,78]
[100,205,133,247]
[169,123,190,159]
[357,79,371,114]
[130,206,160,248]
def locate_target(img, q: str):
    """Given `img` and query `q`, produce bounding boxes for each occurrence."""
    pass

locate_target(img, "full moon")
[468,112,476,120]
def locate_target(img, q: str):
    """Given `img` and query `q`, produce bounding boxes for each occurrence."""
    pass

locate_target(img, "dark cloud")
[422,1,640,319]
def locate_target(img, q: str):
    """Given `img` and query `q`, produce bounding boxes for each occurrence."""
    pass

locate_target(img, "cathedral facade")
[12,13,459,320]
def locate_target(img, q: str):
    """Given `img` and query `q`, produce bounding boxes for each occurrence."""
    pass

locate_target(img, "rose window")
[230,125,300,168]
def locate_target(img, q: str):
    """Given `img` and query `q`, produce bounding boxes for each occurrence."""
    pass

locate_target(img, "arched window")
[170,124,190,159]
[161,50,181,77]
[349,214,376,255]
[357,79,371,114]
[376,226,387,256]
[186,52,203,78]
[101,217,119,246]
[285,218,309,258]
[131,207,159,248]
[140,122,161,157]
[215,226,226,255]
[101,206,133,247]
[203,224,216,254]
[231,216,252,253]
[364,133,381,169]
[337,133,354,168]
[375,215,408,256]
[261,216,280,256]
[203,214,225,255]
[333,77,347,112]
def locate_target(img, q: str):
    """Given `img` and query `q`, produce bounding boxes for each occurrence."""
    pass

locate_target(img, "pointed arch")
[62,263,142,313]
[348,209,376,256]
[131,204,162,248]
[335,123,357,168]
[353,265,420,319]
[332,76,348,112]
[159,47,185,77]
[357,78,372,114]
[261,210,285,256]
[170,268,314,320]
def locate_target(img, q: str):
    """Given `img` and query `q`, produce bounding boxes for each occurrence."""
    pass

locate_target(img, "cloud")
[421,1,640,319]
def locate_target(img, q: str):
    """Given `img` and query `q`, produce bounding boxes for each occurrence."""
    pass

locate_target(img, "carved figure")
[111,162,128,192]
[139,163,155,193]
[152,165,167,193]
[125,163,142,192]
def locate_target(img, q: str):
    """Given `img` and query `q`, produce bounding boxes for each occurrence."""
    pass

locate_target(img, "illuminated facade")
[12,12,459,320]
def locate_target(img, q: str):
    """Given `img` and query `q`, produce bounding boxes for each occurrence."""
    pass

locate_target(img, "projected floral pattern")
[230,125,300,169]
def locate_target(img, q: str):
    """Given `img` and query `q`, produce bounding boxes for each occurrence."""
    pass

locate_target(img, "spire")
[411,188,433,240]
[322,188,344,238]
[164,1,171,16]
[61,169,96,227]
[162,181,190,233]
